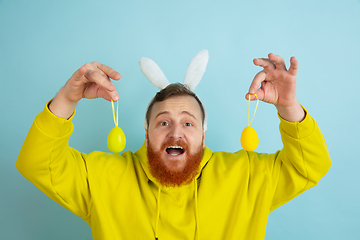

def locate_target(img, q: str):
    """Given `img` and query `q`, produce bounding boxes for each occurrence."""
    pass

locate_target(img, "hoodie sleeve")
[266,107,331,211]
[16,101,91,219]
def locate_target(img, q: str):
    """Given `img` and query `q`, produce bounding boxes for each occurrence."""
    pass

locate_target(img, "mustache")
[161,139,189,152]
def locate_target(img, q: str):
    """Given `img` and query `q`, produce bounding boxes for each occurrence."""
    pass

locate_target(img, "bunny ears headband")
[139,49,209,132]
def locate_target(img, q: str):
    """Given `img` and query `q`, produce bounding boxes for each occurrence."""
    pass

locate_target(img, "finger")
[288,56,298,76]
[268,53,287,71]
[93,87,119,102]
[253,58,275,72]
[82,83,119,102]
[248,70,266,95]
[245,89,264,101]
[84,69,119,101]
[70,66,87,83]
[96,62,121,80]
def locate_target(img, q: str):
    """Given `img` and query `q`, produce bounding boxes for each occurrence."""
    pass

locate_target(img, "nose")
[168,123,184,139]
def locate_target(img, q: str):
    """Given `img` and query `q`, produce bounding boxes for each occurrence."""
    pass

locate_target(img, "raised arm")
[17,61,121,219]
[246,54,331,209]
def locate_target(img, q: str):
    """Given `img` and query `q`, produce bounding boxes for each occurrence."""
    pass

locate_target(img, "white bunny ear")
[139,57,170,89]
[183,49,209,91]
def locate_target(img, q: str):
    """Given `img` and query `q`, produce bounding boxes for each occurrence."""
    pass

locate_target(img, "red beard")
[147,139,203,187]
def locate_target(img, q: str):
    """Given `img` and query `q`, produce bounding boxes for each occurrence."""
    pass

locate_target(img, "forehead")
[150,95,202,120]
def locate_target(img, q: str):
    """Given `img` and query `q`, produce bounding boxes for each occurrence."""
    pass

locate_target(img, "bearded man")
[17,53,331,240]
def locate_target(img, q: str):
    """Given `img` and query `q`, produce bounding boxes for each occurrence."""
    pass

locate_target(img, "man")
[17,53,331,240]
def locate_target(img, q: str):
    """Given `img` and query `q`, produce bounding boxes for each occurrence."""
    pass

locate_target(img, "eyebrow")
[155,111,198,120]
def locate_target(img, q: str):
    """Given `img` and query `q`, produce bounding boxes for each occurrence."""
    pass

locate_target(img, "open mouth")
[165,146,185,156]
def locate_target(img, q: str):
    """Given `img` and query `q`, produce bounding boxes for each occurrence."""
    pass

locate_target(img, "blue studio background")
[1,0,359,239]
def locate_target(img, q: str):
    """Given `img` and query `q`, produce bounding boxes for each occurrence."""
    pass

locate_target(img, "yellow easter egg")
[107,126,126,153]
[240,126,259,151]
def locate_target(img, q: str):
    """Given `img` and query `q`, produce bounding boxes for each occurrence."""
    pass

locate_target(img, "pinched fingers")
[84,71,119,101]
[246,70,266,101]
[81,62,121,101]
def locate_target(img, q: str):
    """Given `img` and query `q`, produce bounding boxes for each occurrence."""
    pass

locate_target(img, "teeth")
[168,146,183,149]
[166,145,185,156]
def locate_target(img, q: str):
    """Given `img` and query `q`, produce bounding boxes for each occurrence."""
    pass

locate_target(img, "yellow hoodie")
[17,102,331,240]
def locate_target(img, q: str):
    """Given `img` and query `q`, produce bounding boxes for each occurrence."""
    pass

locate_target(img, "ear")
[145,129,148,148]
[139,57,170,89]
[202,132,205,148]
[183,50,209,91]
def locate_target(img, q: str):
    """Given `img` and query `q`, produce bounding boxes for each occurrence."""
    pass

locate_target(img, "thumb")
[62,66,88,102]
[70,66,87,82]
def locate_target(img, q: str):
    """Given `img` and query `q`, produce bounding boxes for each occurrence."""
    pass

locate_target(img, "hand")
[246,53,305,122]
[49,62,121,119]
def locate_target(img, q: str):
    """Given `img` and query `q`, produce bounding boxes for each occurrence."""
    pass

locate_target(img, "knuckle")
[84,62,92,68]
[89,70,98,77]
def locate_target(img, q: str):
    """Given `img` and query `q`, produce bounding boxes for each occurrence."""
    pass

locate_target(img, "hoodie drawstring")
[155,181,200,240]
[155,186,161,240]
[194,179,200,240]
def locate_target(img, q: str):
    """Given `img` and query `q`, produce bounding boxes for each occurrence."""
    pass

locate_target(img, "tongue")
[167,148,183,156]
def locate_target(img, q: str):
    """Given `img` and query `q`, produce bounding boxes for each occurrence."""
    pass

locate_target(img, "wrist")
[49,88,78,119]
[276,101,305,122]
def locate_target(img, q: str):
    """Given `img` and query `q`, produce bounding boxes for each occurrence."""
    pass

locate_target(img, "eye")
[184,122,193,127]
[160,122,169,126]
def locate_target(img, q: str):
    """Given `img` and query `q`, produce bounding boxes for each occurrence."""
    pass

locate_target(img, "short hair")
[145,83,205,130]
